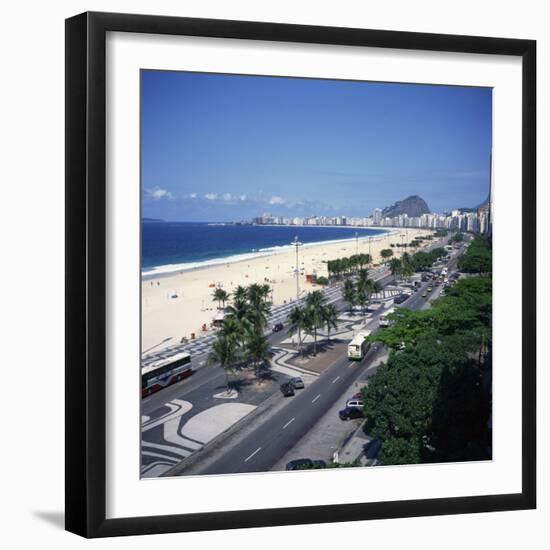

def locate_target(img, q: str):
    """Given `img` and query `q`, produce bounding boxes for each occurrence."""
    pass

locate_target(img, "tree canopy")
[458,236,492,274]
[363,274,492,465]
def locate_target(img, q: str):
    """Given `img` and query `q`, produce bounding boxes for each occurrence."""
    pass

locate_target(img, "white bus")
[348,330,371,361]
[142,351,193,397]
[379,307,396,328]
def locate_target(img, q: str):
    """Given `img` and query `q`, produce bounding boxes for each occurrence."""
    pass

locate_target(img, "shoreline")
[142,227,397,280]
[141,227,432,352]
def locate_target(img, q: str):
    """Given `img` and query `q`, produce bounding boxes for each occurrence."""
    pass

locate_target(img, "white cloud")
[189,192,197,199]
[239,194,247,201]
[205,193,218,200]
[222,192,232,201]
[269,196,285,205]
[146,187,173,201]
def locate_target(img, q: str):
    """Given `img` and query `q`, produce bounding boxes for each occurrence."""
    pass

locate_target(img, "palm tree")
[208,333,239,393]
[288,306,307,356]
[246,283,271,329]
[232,285,248,304]
[357,268,370,288]
[343,279,356,312]
[305,290,327,355]
[322,303,339,345]
[244,325,271,377]
[389,258,402,280]
[356,284,369,313]
[212,287,229,309]
[380,248,394,263]
[220,315,243,342]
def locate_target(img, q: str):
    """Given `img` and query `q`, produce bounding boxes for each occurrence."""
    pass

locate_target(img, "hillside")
[382,195,431,218]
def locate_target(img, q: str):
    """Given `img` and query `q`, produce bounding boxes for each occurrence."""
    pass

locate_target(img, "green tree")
[322,303,339,345]
[212,287,229,309]
[246,283,271,329]
[343,279,356,312]
[244,325,271,377]
[364,273,493,465]
[458,236,492,274]
[288,306,307,356]
[389,258,402,279]
[208,333,239,393]
[305,290,327,355]
[380,249,394,262]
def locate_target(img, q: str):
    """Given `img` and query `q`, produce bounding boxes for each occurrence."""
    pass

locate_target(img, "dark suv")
[394,294,407,304]
[280,382,295,397]
[285,458,327,470]
[272,322,284,333]
[339,406,364,420]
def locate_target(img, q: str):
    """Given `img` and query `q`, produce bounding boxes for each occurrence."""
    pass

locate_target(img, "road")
[186,265,455,475]
[141,270,396,476]
[199,344,386,475]
[142,235,461,476]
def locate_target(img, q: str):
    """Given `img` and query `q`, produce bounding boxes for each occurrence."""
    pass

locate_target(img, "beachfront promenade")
[141,263,391,369]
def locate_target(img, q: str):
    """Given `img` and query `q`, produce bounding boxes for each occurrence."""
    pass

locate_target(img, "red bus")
[141,352,193,397]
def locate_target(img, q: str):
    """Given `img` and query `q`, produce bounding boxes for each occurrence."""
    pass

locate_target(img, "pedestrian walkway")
[142,268,390,368]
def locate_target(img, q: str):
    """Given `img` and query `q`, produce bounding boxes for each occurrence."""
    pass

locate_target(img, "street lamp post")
[369,236,372,261]
[291,236,303,302]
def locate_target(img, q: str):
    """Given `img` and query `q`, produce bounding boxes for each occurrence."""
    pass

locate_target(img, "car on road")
[346,398,364,409]
[280,382,295,397]
[272,322,284,333]
[394,294,408,304]
[421,290,428,298]
[290,376,305,389]
[427,286,433,292]
[339,406,365,421]
[286,458,327,470]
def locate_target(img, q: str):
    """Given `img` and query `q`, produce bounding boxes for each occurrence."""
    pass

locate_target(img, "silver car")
[290,377,305,389]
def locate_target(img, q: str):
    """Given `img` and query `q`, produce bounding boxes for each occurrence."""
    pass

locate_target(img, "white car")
[346,399,364,409]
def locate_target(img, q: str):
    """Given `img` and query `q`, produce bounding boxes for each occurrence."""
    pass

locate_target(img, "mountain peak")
[381,195,431,218]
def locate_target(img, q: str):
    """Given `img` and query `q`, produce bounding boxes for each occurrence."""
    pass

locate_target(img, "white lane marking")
[282,417,295,430]
[332,376,341,383]
[311,394,321,403]
[244,447,262,462]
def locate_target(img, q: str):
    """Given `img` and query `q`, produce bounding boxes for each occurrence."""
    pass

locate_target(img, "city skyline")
[141,71,492,222]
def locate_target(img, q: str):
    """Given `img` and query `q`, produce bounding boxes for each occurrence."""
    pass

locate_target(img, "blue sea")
[142,222,387,278]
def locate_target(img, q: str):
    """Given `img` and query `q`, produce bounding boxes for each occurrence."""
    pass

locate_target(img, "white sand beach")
[141,228,432,353]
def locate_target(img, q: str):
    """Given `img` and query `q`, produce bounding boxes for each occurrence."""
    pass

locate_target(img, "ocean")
[142,222,387,278]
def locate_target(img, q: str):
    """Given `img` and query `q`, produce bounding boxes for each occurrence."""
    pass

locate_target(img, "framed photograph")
[65,11,536,538]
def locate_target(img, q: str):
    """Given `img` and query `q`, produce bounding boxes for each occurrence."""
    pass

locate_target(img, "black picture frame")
[65,11,536,538]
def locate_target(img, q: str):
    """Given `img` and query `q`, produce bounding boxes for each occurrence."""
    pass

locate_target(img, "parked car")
[339,407,364,420]
[272,322,284,333]
[286,458,327,471]
[280,382,295,397]
[394,294,407,304]
[346,399,364,409]
[290,376,305,389]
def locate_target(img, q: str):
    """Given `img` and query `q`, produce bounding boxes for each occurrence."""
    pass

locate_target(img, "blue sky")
[141,70,492,222]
